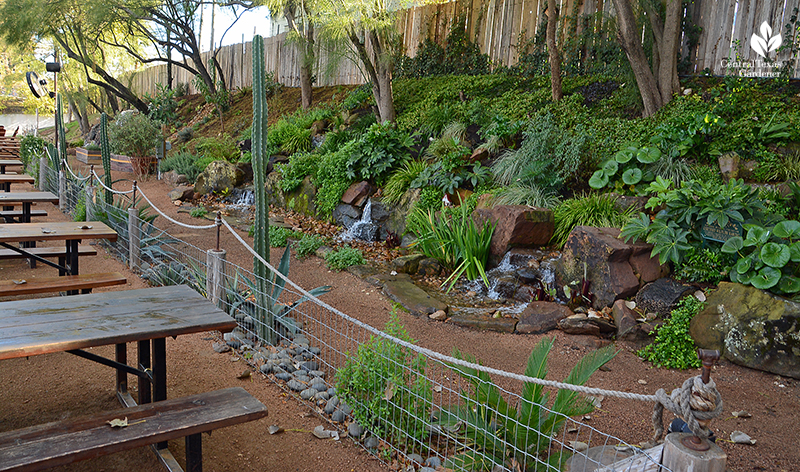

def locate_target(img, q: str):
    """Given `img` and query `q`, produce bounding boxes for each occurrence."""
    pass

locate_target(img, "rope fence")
[34,156,729,471]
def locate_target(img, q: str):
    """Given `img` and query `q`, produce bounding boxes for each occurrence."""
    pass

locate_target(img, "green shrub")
[314,143,355,218]
[551,194,637,247]
[190,207,208,218]
[109,113,161,157]
[72,199,86,222]
[194,135,238,162]
[278,152,318,192]
[335,311,432,451]
[324,246,365,270]
[20,135,47,170]
[346,122,414,184]
[161,150,202,182]
[294,234,326,258]
[674,248,731,285]
[269,226,303,247]
[384,160,429,203]
[145,83,180,125]
[638,295,704,370]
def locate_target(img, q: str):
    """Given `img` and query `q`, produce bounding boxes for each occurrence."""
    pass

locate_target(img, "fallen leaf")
[383,382,396,401]
[77,225,93,230]
[638,379,648,385]
[730,431,756,445]
[237,370,251,380]
[268,425,284,435]
[107,417,145,428]
[732,410,752,418]
[624,300,636,309]
[433,385,443,393]
[12,280,26,285]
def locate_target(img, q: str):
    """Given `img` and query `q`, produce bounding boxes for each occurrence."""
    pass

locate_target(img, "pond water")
[0,113,55,134]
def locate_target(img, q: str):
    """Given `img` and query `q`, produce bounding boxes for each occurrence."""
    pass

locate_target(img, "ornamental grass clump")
[406,200,494,291]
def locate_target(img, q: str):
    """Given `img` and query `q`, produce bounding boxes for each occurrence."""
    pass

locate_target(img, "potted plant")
[108,112,161,176]
[76,142,101,164]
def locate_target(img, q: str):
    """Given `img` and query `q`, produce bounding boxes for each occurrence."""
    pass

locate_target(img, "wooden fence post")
[128,207,141,271]
[661,434,726,472]
[58,170,66,212]
[38,156,47,191]
[85,184,95,222]
[206,249,227,309]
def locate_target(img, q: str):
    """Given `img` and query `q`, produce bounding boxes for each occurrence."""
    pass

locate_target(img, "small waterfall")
[340,199,379,242]
[232,189,255,208]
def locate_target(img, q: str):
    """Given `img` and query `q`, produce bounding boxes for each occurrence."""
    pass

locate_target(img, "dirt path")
[0,161,797,471]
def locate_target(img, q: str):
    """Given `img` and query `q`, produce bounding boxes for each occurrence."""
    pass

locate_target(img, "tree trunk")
[299,22,314,110]
[546,0,563,101]
[350,29,397,123]
[612,0,663,117]
[658,0,682,104]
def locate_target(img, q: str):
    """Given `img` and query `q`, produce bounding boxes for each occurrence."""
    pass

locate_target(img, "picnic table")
[0,191,58,222]
[0,220,115,277]
[0,160,22,174]
[0,174,34,192]
[0,285,243,470]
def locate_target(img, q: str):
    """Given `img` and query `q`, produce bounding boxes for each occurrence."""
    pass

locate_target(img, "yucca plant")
[434,338,616,471]
[551,193,638,247]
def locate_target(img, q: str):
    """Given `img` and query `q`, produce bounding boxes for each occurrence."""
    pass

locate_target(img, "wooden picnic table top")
[0,160,22,166]
[0,285,238,360]
[0,191,58,204]
[0,221,117,243]
[0,174,34,184]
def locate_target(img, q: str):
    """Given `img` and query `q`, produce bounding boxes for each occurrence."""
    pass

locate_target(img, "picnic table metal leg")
[22,202,36,268]
[116,343,127,397]
[153,337,168,449]
[138,340,151,405]
[186,434,203,472]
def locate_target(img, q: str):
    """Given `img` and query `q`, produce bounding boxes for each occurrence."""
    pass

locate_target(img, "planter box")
[76,147,102,165]
[110,153,133,173]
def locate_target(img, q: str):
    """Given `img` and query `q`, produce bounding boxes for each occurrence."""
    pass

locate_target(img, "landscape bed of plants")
[24,26,800,470]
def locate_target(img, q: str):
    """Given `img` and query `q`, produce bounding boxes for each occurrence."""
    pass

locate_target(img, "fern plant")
[434,338,616,471]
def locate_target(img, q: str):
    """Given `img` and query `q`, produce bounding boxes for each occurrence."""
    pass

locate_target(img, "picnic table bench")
[0,192,57,222]
[0,174,34,192]
[0,387,267,472]
[0,285,244,471]
[0,160,22,174]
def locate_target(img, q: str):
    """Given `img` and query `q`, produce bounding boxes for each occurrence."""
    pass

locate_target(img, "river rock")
[417,258,443,276]
[324,396,339,414]
[516,301,574,334]
[690,282,800,379]
[555,226,666,308]
[300,388,318,400]
[348,422,365,438]
[287,379,306,391]
[391,254,425,274]
[193,160,245,196]
[331,408,347,423]
[163,170,189,186]
[472,205,554,257]
[635,278,693,318]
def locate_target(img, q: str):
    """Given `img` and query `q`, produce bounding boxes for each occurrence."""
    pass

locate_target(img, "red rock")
[472,205,554,256]
[341,181,374,207]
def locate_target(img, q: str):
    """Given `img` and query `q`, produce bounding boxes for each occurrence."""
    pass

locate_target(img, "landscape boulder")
[391,254,425,274]
[554,226,667,308]
[168,185,195,202]
[635,278,693,318]
[690,282,800,379]
[341,181,374,207]
[194,160,245,196]
[516,301,574,334]
[472,205,554,257]
[163,170,188,186]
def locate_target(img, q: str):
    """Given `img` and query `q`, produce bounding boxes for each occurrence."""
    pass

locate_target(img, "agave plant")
[433,338,616,471]
[228,245,331,342]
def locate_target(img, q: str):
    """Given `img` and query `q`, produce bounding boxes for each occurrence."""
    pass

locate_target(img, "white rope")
[90,169,134,195]
[138,189,218,230]
[61,158,91,182]
[221,219,658,403]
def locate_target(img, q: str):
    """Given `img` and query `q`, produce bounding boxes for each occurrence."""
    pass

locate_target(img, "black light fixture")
[45,62,61,73]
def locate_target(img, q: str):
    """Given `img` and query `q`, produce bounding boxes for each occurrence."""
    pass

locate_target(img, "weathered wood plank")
[0,387,267,472]
[595,443,663,472]
[0,272,126,297]
[0,221,116,244]
[0,285,237,360]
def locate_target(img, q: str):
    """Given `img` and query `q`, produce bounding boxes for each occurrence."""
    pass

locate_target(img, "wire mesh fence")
[45,159,670,472]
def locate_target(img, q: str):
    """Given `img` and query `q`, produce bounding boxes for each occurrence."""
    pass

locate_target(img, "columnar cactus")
[55,94,67,170]
[251,35,272,343]
[99,113,113,204]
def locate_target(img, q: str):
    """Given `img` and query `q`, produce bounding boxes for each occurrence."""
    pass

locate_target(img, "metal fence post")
[38,156,47,191]
[58,170,66,211]
[128,207,141,271]
[85,184,95,222]
[206,249,227,309]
